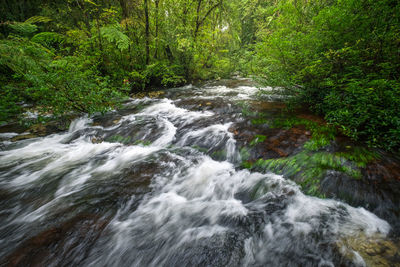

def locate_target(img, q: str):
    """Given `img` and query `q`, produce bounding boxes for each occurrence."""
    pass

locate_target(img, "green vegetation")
[251,118,269,126]
[250,134,267,146]
[271,117,337,151]
[105,134,132,144]
[191,145,209,154]
[249,150,366,197]
[239,147,251,162]
[104,134,152,146]
[1,0,240,122]
[1,0,399,152]
[243,0,400,151]
[337,146,380,168]
[211,149,227,160]
[239,116,381,197]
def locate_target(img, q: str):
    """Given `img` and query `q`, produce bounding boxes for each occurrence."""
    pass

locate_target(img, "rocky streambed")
[0,78,399,266]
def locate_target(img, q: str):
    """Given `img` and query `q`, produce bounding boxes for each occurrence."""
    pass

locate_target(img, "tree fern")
[0,38,50,75]
[5,16,51,38]
[24,16,52,24]
[100,25,130,51]
[8,23,38,36]
[31,32,65,46]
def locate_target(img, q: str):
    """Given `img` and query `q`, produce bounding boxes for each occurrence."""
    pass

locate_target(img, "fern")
[0,38,50,75]
[24,16,52,24]
[100,25,130,51]
[8,23,38,36]
[31,32,65,46]
[6,17,51,38]
[84,0,99,6]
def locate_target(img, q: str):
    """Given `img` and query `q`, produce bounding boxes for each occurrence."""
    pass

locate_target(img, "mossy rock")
[251,151,363,198]
[11,134,38,142]
[131,90,165,99]
[337,233,400,267]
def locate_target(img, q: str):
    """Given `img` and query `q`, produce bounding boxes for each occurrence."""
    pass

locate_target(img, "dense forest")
[1,0,399,151]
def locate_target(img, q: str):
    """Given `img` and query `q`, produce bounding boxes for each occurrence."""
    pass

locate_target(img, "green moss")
[251,118,269,125]
[337,146,379,168]
[241,161,253,169]
[252,151,362,198]
[250,180,272,199]
[211,149,227,160]
[250,134,267,146]
[191,145,209,153]
[238,102,268,119]
[134,139,152,146]
[104,135,152,146]
[271,117,337,151]
[105,134,132,144]
[239,147,251,161]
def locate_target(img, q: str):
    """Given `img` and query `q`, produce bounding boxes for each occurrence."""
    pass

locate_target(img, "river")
[0,79,399,266]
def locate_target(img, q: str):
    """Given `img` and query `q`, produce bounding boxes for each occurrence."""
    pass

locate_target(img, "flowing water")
[0,80,398,266]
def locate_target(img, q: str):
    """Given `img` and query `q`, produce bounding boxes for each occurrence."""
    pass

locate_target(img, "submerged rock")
[3,214,110,267]
[11,133,38,142]
[337,233,400,267]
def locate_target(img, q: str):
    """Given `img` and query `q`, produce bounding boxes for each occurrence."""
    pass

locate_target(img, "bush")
[0,37,123,120]
[251,0,400,151]
[142,62,185,88]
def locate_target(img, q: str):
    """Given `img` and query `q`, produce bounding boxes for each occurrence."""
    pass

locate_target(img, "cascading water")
[0,80,395,266]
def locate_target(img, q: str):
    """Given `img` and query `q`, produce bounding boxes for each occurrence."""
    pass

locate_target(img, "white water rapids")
[0,82,391,266]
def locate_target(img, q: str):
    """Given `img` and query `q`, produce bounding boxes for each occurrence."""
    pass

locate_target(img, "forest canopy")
[1,0,399,151]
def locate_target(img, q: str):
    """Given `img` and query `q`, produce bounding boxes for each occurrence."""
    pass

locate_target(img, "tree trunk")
[194,0,202,40]
[119,0,129,19]
[154,0,160,59]
[144,0,150,65]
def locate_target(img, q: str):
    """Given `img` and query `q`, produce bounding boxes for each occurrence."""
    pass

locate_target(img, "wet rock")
[337,233,400,267]
[131,90,165,99]
[164,231,245,267]
[249,101,286,111]
[28,123,47,136]
[234,124,310,162]
[91,113,122,128]
[11,133,38,142]
[91,137,103,144]
[31,117,75,135]
[3,214,110,267]
[9,119,72,142]
[0,123,26,134]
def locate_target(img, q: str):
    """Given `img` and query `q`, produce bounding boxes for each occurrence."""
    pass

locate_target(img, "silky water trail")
[0,79,399,266]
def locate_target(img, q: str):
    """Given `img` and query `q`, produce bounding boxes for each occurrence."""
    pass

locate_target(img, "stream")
[0,79,399,266]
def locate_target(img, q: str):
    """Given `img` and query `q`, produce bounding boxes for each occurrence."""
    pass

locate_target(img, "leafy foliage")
[0,37,121,120]
[250,135,267,146]
[8,23,38,36]
[25,16,52,24]
[251,151,362,197]
[245,0,400,151]
[100,25,130,51]
[271,117,337,151]
[31,32,65,47]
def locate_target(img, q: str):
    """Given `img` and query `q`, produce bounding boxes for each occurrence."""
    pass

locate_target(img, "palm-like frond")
[100,25,130,51]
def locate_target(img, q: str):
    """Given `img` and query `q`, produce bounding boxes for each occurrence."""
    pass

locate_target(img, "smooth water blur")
[0,80,393,266]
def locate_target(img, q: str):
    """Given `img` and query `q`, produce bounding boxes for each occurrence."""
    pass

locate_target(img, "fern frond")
[84,0,100,6]
[0,39,50,75]
[25,16,52,24]
[100,25,130,51]
[8,23,38,36]
[31,32,65,46]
